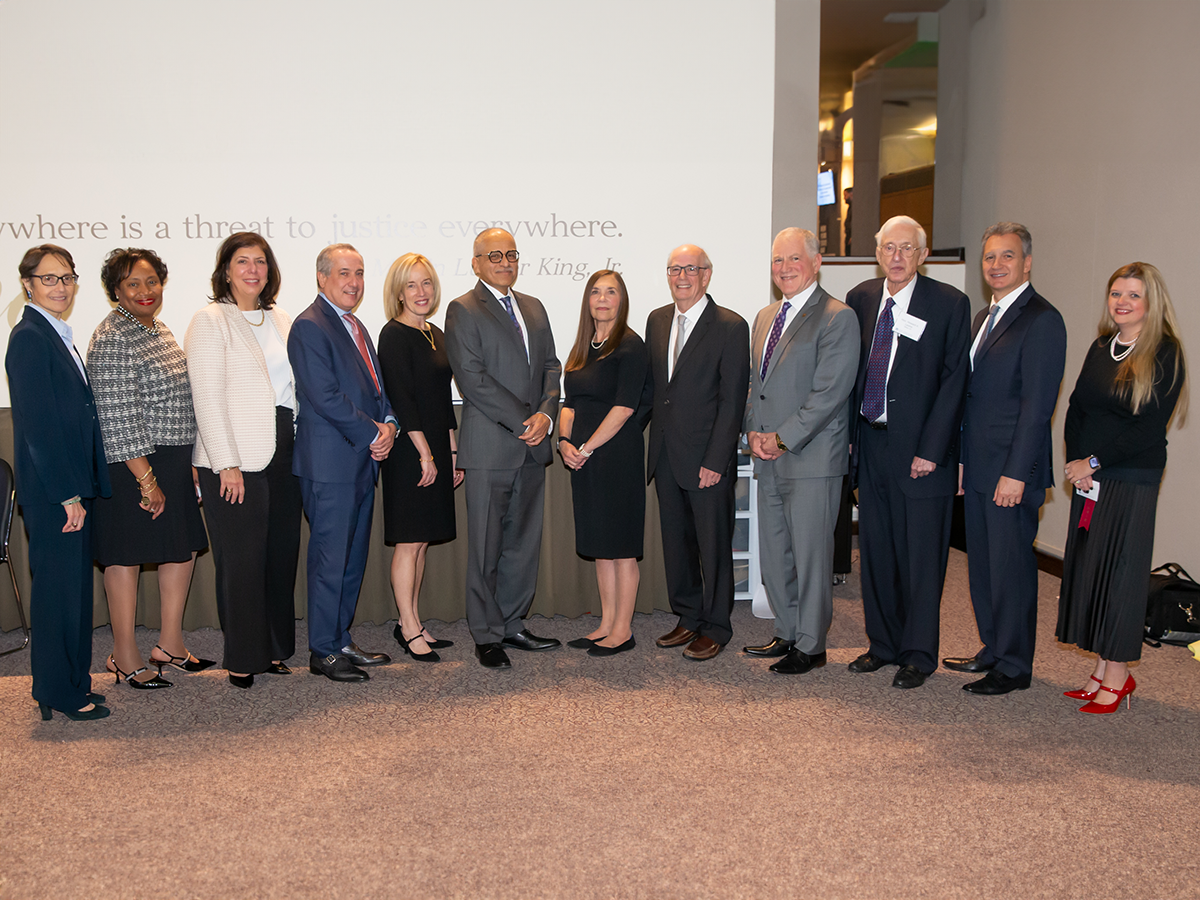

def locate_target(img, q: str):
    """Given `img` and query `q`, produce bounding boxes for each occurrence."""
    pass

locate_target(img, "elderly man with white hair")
[845,216,971,689]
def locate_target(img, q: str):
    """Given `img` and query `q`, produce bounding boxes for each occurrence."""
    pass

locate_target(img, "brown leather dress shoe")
[682,635,722,660]
[656,625,698,648]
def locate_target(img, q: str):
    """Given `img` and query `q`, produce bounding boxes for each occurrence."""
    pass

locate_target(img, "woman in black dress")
[378,253,462,662]
[559,270,650,656]
[89,248,212,690]
[1057,262,1188,714]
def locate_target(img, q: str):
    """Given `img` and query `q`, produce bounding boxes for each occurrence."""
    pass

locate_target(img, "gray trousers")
[757,468,841,654]
[463,459,546,645]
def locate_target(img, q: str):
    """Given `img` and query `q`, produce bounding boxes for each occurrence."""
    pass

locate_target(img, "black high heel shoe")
[396,629,440,662]
[151,644,216,673]
[264,662,291,675]
[39,702,111,721]
[107,654,172,689]
[395,623,453,651]
[228,673,254,689]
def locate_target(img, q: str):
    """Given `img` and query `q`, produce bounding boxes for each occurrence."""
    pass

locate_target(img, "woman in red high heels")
[1057,262,1188,713]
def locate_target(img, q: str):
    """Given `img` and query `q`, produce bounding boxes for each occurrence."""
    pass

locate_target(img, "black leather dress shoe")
[769,649,827,674]
[943,655,995,673]
[475,643,512,669]
[848,652,895,674]
[309,652,369,682]
[743,637,795,658]
[963,670,1031,695]
[501,630,561,652]
[892,665,931,689]
[340,643,391,666]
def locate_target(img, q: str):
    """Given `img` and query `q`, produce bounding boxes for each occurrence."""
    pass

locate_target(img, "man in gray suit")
[444,228,563,669]
[743,227,860,674]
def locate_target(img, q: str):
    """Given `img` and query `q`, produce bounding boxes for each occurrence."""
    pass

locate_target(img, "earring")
[25,290,32,299]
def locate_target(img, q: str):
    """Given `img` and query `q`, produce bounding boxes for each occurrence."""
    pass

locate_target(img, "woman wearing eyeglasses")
[87,248,211,690]
[558,270,650,655]
[6,245,112,720]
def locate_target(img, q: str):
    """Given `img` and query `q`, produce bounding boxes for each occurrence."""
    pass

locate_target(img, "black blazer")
[5,306,110,505]
[645,295,750,484]
[847,273,971,498]
[961,285,1067,493]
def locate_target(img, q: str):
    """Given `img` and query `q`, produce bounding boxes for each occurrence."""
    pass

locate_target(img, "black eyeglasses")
[666,265,709,277]
[28,274,79,286]
[475,250,520,263]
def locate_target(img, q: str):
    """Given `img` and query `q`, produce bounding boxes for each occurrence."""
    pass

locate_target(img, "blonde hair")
[382,253,441,320]
[1099,261,1188,424]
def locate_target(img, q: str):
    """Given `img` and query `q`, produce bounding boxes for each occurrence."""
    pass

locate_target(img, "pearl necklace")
[1111,333,1136,362]
[116,304,158,335]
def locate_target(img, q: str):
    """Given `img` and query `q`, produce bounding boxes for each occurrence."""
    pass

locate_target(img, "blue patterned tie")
[760,301,791,381]
[983,302,1001,339]
[500,295,524,345]
[862,297,894,422]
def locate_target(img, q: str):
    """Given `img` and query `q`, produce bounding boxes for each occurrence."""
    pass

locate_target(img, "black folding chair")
[0,459,29,656]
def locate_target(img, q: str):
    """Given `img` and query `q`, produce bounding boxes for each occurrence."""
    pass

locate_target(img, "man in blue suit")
[847,216,971,689]
[944,223,1066,694]
[289,244,396,682]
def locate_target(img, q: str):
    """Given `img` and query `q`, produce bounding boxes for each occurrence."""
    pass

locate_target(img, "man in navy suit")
[944,223,1066,694]
[646,244,750,661]
[288,244,396,682]
[846,216,971,689]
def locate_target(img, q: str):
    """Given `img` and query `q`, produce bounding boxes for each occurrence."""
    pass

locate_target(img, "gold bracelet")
[135,467,155,483]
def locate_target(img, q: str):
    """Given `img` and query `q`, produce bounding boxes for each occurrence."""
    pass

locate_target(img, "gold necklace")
[418,325,435,350]
[244,303,266,327]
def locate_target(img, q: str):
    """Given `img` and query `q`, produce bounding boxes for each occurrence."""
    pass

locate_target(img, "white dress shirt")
[668,293,710,380]
[970,281,1028,369]
[27,303,87,382]
[481,280,531,361]
[862,276,918,424]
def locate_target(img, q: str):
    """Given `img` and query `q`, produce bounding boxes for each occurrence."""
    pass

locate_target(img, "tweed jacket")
[87,310,195,464]
[185,302,294,473]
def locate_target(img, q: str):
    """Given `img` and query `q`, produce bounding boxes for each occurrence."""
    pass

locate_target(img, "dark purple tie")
[760,301,791,380]
[862,297,894,421]
[500,295,524,345]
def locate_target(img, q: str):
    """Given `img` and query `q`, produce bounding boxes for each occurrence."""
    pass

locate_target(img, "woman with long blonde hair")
[1057,261,1188,713]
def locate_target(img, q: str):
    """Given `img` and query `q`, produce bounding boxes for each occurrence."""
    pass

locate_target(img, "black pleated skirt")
[92,444,208,566]
[1056,478,1159,662]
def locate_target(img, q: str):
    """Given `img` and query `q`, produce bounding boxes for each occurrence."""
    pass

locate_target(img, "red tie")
[345,314,380,393]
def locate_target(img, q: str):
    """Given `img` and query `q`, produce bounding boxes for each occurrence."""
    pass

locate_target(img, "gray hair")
[981,222,1032,257]
[666,244,712,269]
[316,243,360,276]
[875,216,927,250]
[774,227,819,258]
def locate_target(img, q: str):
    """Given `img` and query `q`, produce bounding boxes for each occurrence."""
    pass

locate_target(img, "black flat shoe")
[264,662,291,675]
[396,629,440,662]
[39,702,111,721]
[588,637,635,657]
[151,645,216,673]
[87,692,106,704]
[107,655,172,689]
[228,673,254,689]
[567,636,602,649]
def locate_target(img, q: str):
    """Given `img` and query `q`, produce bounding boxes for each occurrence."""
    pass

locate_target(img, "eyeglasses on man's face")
[475,250,520,264]
[878,243,918,259]
[666,265,710,277]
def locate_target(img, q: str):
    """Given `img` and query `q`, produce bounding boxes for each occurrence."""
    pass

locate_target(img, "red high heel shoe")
[1064,673,1102,700]
[1078,674,1136,714]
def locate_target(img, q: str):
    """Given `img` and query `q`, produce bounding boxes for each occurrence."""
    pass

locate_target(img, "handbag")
[1144,562,1200,647]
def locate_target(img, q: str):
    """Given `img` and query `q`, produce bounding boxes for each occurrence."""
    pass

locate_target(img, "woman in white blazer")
[186,232,301,688]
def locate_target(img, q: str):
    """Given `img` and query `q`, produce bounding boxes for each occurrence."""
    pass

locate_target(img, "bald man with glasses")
[445,228,563,669]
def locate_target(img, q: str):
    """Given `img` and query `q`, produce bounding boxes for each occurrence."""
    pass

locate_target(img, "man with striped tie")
[742,227,859,674]
[846,216,971,689]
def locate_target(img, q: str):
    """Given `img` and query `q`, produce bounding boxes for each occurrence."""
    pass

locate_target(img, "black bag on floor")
[1144,562,1200,647]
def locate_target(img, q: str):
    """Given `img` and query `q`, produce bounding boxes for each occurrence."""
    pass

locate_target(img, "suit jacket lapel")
[977,285,1033,359]
[27,307,87,385]
[673,295,714,377]
[316,294,377,394]
[764,287,824,384]
[225,303,269,380]
[477,282,528,364]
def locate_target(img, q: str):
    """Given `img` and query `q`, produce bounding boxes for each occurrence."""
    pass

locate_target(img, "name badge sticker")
[893,312,927,341]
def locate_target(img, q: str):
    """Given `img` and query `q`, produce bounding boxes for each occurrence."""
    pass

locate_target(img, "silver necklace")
[590,336,607,350]
[1111,334,1136,362]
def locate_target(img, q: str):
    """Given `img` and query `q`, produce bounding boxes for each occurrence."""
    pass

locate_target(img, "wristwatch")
[1088,456,1101,470]
[775,434,789,453]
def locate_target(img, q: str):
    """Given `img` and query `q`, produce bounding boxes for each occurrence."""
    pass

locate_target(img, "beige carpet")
[1,547,1197,899]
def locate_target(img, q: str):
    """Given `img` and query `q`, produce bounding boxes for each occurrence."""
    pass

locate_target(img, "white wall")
[957,0,1200,561]
[0,0,779,403]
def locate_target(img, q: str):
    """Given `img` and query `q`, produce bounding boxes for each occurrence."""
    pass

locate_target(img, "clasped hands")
[370,421,397,461]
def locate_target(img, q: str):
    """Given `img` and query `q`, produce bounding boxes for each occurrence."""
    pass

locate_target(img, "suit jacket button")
[760,394,766,400]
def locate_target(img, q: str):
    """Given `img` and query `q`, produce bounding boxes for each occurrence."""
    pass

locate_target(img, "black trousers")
[653,449,736,645]
[198,408,301,673]
[24,499,94,710]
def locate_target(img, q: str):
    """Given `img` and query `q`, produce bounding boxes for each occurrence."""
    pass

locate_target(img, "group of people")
[6,216,1186,721]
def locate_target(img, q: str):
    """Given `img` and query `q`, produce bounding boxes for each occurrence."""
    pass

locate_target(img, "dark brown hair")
[565,270,630,373]
[210,232,281,307]
[100,248,168,303]
[18,244,76,280]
